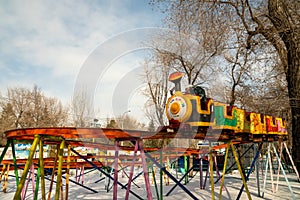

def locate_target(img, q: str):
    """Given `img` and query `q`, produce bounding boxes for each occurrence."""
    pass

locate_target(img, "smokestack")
[169,72,184,91]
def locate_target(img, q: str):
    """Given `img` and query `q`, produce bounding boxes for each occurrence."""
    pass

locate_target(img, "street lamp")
[121,110,131,129]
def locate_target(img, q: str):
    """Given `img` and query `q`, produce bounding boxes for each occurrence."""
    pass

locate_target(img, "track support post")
[272,143,296,199]
[209,142,215,200]
[55,139,65,200]
[113,140,119,200]
[218,141,229,200]
[125,139,139,199]
[13,135,40,200]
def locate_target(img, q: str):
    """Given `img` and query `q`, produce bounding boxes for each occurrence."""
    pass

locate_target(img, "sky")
[0,0,165,125]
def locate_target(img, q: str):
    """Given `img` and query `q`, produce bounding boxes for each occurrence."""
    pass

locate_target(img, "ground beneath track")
[1,169,299,200]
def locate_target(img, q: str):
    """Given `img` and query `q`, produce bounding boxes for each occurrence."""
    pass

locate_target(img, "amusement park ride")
[165,72,288,139]
[0,72,299,200]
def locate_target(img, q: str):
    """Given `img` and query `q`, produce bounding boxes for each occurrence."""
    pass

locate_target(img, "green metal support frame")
[11,140,20,187]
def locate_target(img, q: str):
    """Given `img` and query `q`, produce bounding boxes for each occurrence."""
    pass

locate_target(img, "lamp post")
[121,110,131,129]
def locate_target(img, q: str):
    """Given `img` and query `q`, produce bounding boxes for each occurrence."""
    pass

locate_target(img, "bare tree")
[0,86,68,131]
[115,114,146,130]
[70,89,93,127]
[151,22,224,85]
[1,87,30,128]
[142,58,170,126]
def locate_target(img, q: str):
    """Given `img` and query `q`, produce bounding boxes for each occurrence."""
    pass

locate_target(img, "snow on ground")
[1,168,300,200]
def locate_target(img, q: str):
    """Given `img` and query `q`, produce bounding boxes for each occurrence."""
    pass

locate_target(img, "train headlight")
[170,102,180,114]
[166,92,192,122]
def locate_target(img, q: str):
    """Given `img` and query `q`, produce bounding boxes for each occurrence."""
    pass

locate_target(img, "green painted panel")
[214,106,237,127]
[215,106,225,126]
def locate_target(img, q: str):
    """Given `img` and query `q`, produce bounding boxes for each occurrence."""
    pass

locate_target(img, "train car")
[276,118,288,135]
[166,72,214,130]
[214,102,245,132]
[266,115,279,134]
[265,116,288,135]
[250,113,267,135]
[165,90,214,128]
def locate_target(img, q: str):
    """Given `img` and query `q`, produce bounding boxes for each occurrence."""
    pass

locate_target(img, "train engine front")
[165,72,214,131]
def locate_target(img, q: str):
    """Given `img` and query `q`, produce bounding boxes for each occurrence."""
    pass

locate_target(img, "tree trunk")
[288,40,300,173]
[285,19,300,173]
[268,0,300,173]
[291,107,300,173]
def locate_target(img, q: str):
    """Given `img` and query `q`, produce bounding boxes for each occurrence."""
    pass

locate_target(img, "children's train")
[165,72,287,136]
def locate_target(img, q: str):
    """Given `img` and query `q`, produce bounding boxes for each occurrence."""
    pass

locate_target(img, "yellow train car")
[250,113,267,134]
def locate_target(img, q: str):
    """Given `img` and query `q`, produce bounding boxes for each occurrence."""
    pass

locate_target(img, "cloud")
[0,0,163,107]
[94,51,148,118]
[1,1,99,77]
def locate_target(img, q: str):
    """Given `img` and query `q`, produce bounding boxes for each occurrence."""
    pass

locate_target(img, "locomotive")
[165,72,287,137]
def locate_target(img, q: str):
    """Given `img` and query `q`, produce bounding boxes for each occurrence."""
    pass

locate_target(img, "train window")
[201,98,211,110]
[246,112,251,121]
[282,118,286,126]
[193,86,206,102]
[272,117,276,125]
[226,106,233,116]
[260,114,265,123]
